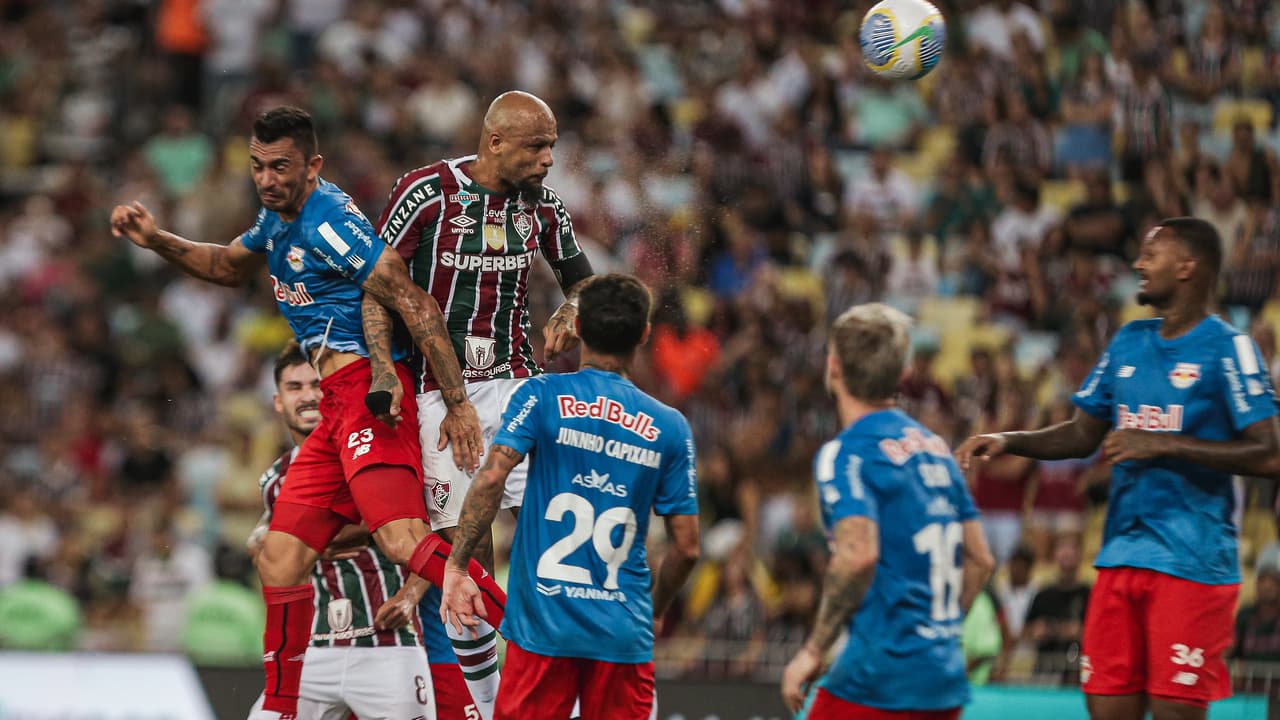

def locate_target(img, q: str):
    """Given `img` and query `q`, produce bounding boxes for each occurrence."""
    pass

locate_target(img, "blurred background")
[0,0,1279,716]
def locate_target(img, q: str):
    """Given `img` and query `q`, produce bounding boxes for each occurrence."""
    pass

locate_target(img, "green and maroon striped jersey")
[375,156,583,393]
[259,450,422,648]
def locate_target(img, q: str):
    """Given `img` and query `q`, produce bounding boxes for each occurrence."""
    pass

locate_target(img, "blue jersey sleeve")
[1219,333,1279,431]
[239,209,271,252]
[493,378,542,456]
[815,439,879,524]
[1073,339,1119,420]
[654,416,698,516]
[308,209,384,286]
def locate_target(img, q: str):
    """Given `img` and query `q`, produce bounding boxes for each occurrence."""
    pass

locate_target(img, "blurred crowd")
[2,0,1280,687]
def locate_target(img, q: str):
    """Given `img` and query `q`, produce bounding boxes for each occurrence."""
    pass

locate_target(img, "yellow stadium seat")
[1040,180,1086,214]
[1242,46,1267,93]
[1212,98,1273,135]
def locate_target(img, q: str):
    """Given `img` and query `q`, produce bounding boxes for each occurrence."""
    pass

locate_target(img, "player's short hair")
[253,106,318,159]
[273,339,310,386]
[829,303,913,402]
[1159,216,1222,277]
[577,273,651,356]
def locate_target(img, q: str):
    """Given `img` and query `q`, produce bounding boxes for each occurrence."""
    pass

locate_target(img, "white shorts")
[418,378,530,530]
[249,646,433,720]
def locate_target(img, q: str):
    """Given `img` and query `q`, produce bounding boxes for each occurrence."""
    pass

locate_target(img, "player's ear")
[307,153,324,181]
[1176,254,1197,282]
[639,321,652,347]
[273,393,284,415]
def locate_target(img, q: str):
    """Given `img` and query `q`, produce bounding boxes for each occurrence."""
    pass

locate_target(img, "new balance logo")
[536,582,562,597]
[1118,366,1136,378]
[1172,671,1199,686]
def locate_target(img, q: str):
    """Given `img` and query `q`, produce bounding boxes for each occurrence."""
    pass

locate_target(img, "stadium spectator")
[1024,536,1091,683]
[1234,565,1280,662]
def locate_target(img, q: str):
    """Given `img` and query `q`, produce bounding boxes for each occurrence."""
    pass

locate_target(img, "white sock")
[447,619,499,720]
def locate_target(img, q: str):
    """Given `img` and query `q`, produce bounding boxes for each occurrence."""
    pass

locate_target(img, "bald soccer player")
[364,91,593,719]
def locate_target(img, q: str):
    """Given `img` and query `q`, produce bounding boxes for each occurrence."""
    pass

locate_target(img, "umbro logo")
[451,215,477,229]
[1118,366,1136,378]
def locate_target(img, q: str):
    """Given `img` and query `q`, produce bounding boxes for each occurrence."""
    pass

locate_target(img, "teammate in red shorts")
[111,106,501,719]
[958,218,1280,720]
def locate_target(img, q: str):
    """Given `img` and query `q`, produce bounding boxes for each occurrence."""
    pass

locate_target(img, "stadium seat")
[1039,180,1086,214]
[1212,98,1273,135]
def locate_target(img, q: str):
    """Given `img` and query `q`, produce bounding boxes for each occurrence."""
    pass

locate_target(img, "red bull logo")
[558,395,661,441]
[1168,363,1201,390]
[1116,404,1183,431]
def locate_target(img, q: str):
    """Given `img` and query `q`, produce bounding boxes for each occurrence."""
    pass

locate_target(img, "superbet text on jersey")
[376,156,583,392]
[491,369,698,664]
[1074,316,1278,584]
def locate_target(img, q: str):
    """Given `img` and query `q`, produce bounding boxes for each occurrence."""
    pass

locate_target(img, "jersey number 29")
[537,492,637,590]
[913,521,963,622]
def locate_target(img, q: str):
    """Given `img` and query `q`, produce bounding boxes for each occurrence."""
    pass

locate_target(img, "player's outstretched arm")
[959,520,996,614]
[652,514,701,621]
[361,294,402,428]
[781,515,878,712]
[109,201,264,286]
[441,444,524,635]
[361,251,482,470]
[1104,416,1280,476]
[543,256,594,361]
[956,408,1110,470]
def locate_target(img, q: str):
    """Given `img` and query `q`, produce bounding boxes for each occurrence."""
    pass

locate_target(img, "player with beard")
[958,218,1280,720]
[366,90,593,715]
[249,341,446,719]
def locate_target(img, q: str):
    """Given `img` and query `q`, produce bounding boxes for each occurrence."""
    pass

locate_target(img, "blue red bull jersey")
[814,409,978,711]
[492,369,698,663]
[239,179,400,359]
[1073,316,1277,584]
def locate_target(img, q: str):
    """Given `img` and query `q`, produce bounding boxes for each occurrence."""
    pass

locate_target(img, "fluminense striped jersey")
[375,156,583,393]
[260,449,422,648]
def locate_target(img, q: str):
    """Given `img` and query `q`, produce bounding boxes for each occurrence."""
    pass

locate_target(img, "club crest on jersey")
[1168,363,1201,389]
[465,335,497,371]
[345,201,368,222]
[512,211,533,242]
[449,192,480,207]
[286,245,306,272]
[431,479,450,511]
[327,598,353,633]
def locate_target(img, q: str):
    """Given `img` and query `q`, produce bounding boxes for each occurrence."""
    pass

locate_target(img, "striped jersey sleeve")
[536,186,582,262]
[376,164,446,260]
[258,449,294,514]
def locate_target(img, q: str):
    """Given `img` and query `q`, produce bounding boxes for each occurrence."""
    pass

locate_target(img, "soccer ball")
[859,0,947,80]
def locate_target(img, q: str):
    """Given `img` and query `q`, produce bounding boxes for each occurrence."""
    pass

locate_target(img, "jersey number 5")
[913,521,964,622]
[537,492,637,590]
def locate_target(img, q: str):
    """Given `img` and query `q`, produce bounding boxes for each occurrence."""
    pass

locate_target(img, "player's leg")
[259,428,350,717]
[493,641,580,720]
[296,648,349,720]
[341,646,435,720]
[431,662,479,720]
[1081,568,1150,720]
[1143,571,1237,720]
[579,659,656,720]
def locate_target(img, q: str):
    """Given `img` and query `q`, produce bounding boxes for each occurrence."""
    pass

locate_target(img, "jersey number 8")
[537,492,638,590]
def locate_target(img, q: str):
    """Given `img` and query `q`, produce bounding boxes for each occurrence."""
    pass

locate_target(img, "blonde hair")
[829,303,913,401]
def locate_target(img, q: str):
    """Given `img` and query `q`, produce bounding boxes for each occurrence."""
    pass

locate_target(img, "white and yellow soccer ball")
[859,0,947,80]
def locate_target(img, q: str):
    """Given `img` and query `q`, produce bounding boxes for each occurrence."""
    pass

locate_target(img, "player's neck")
[580,353,632,378]
[836,393,895,428]
[466,157,514,196]
[1158,299,1209,339]
[279,179,320,223]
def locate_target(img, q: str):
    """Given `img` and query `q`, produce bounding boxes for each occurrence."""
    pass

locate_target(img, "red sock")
[409,534,507,626]
[262,584,313,715]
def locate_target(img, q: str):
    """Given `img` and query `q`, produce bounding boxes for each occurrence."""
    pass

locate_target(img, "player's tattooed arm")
[1105,416,1280,475]
[543,273,593,361]
[110,201,264,286]
[446,445,525,572]
[362,251,482,469]
[804,516,879,655]
[361,294,402,427]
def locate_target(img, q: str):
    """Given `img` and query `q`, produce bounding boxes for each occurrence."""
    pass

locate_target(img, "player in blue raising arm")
[781,302,995,719]
[957,217,1280,720]
[441,273,701,720]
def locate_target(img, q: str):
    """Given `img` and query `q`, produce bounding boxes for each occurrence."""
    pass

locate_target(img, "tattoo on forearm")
[808,568,873,652]
[362,295,396,383]
[363,261,467,403]
[450,446,524,567]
